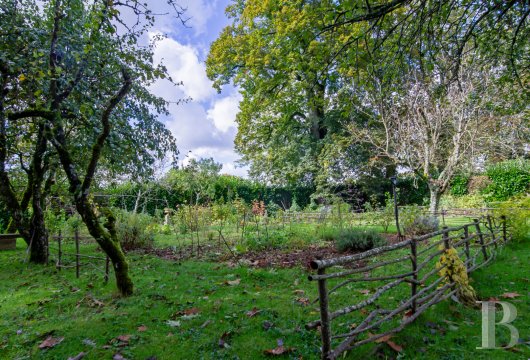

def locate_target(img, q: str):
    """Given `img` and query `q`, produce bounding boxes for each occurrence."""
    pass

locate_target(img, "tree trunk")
[28,124,49,263]
[77,201,133,295]
[428,186,441,214]
[29,207,48,264]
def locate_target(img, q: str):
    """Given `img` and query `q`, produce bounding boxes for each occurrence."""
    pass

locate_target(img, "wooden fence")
[307,215,509,359]
[50,230,110,283]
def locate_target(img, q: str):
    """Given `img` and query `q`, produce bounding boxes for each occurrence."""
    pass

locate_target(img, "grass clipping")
[436,247,478,307]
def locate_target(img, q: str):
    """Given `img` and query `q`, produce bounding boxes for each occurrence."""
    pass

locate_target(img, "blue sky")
[144,0,247,177]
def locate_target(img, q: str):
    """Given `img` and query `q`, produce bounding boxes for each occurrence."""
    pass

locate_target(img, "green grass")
[0,237,528,359]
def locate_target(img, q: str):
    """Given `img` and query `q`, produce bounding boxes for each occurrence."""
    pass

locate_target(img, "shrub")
[317,226,339,242]
[491,195,530,242]
[401,205,439,235]
[245,229,288,251]
[466,176,491,194]
[335,228,386,253]
[439,193,487,209]
[482,159,530,201]
[115,211,155,251]
[450,175,469,196]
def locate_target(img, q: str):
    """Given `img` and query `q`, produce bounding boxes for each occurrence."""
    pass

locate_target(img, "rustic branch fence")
[307,215,509,359]
[50,230,110,283]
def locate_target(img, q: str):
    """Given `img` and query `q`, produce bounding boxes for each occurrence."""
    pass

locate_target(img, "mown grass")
[0,235,528,359]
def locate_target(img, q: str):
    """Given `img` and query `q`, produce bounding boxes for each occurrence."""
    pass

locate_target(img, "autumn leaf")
[184,307,200,315]
[264,339,295,356]
[501,292,521,299]
[67,352,86,360]
[39,336,64,349]
[225,278,241,286]
[246,307,261,317]
[386,340,403,352]
[359,289,371,295]
[219,331,231,348]
[116,335,131,343]
[137,325,148,332]
[295,297,310,306]
[166,320,181,328]
[374,334,393,343]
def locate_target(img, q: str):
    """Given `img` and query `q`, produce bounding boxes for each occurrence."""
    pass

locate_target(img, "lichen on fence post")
[410,238,418,314]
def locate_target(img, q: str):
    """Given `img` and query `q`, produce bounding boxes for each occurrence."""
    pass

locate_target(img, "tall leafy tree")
[0,0,181,295]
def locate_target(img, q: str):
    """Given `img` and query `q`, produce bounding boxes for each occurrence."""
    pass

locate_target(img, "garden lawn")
[0,239,528,359]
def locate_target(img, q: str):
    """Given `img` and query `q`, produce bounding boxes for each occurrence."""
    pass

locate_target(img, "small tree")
[351,65,522,212]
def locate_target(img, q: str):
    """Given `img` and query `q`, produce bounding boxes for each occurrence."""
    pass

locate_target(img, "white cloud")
[151,34,215,102]
[207,93,242,133]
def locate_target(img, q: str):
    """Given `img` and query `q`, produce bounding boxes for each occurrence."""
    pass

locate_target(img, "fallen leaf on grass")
[359,289,371,295]
[246,307,261,317]
[82,339,96,347]
[218,332,231,348]
[264,339,295,356]
[67,352,86,360]
[374,334,393,343]
[137,325,148,332]
[200,320,212,328]
[39,336,64,349]
[386,340,403,352]
[166,320,181,328]
[116,335,131,343]
[501,292,521,299]
[293,289,305,295]
[369,333,403,353]
[225,278,241,286]
[263,321,274,330]
[295,297,310,306]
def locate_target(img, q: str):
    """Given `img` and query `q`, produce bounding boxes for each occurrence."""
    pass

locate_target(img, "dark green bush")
[335,229,386,253]
[483,159,530,201]
[450,174,469,196]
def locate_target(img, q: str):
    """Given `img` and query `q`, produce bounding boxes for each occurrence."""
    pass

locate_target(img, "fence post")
[486,215,497,249]
[104,255,110,283]
[57,231,62,271]
[463,225,470,270]
[410,238,418,314]
[442,226,450,249]
[317,267,331,359]
[500,215,507,243]
[75,229,80,279]
[474,219,488,261]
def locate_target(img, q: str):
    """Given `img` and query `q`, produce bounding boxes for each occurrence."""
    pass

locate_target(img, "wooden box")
[0,234,18,250]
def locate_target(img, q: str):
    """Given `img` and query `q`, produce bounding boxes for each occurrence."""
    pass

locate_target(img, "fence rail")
[307,215,509,359]
[50,230,110,283]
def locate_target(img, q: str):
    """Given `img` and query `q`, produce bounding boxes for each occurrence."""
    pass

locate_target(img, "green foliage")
[317,226,339,242]
[115,211,154,251]
[491,195,530,242]
[335,228,386,253]
[482,159,530,201]
[244,229,289,251]
[401,206,439,236]
[450,175,470,196]
[439,193,487,209]
[44,209,67,236]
